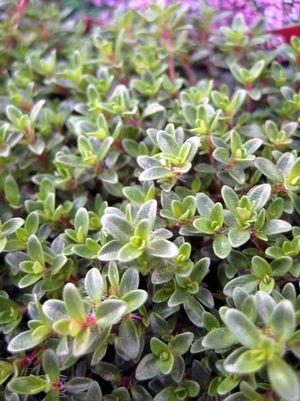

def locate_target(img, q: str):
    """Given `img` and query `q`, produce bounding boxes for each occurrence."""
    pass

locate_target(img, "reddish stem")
[162,29,175,81]
[250,232,268,251]
[18,347,43,369]
[183,59,196,85]
[13,0,28,27]
[208,134,215,165]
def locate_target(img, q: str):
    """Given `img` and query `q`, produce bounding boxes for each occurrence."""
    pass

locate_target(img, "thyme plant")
[0,1,299,401]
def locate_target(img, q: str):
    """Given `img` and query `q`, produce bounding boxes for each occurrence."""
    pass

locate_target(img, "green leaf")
[118,242,143,262]
[121,289,148,313]
[119,268,139,297]
[150,338,169,355]
[224,274,259,296]
[222,186,239,213]
[139,166,169,181]
[225,309,260,348]
[30,99,45,123]
[259,278,274,293]
[228,226,250,247]
[202,328,236,350]
[73,328,90,356]
[195,193,214,216]
[185,380,200,397]
[148,238,178,258]
[135,354,160,381]
[160,352,174,374]
[43,349,60,381]
[184,297,204,327]
[287,158,300,187]
[168,288,190,307]
[254,157,281,182]
[6,105,23,125]
[63,283,86,323]
[271,256,293,276]
[95,300,127,328]
[8,330,45,353]
[0,237,7,252]
[2,218,24,236]
[134,219,151,241]
[268,357,300,401]
[157,131,179,154]
[262,219,292,235]
[213,234,232,259]
[233,349,265,373]
[27,235,44,265]
[142,103,165,118]
[251,256,271,278]
[74,208,89,238]
[116,319,140,360]
[0,361,13,385]
[53,319,72,336]
[98,240,123,261]
[86,382,102,401]
[269,300,296,341]
[4,175,21,206]
[102,214,133,242]
[217,375,241,395]
[85,268,104,303]
[42,300,68,322]
[19,273,43,288]
[193,217,214,234]
[8,375,47,395]
[170,332,194,355]
[247,184,271,211]
[255,291,276,325]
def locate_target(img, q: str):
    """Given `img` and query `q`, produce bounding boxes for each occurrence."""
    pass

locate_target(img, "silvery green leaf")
[243,138,262,154]
[98,240,123,261]
[95,300,127,328]
[225,309,260,348]
[195,193,214,217]
[142,103,165,118]
[118,243,143,262]
[139,166,170,181]
[157,131,179,154]
[115,319,140,360]
[254,158,282,182]
[119,268,139,296]
[184,297,204,327]
[137,199,157,226]
[213,234,231,259]
[202,328,236,350]
[42,300,67,322]
[268,357,300,401]
[101,214,133,241]
[137,155,162,169]
[63,283,86,323]
[276,152,295,178]
[269,300,296,341]
[148,238,178,258]
[121,289,148,312]
[224,275,259,296]
[85,268,104,302]
[135,354,160,381]
[247,184,271,211]
[2,218,24,236]
[262,219,292,235]
[30,100,45,123]
[8,330,44,353]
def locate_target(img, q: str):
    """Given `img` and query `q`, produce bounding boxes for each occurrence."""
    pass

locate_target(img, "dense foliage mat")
[0,2,300,401]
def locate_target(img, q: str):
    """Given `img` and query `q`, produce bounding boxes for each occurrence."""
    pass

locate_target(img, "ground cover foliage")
[0,1,300,401]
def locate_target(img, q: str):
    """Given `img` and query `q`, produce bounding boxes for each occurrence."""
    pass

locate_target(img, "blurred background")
[62,0,300,30]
